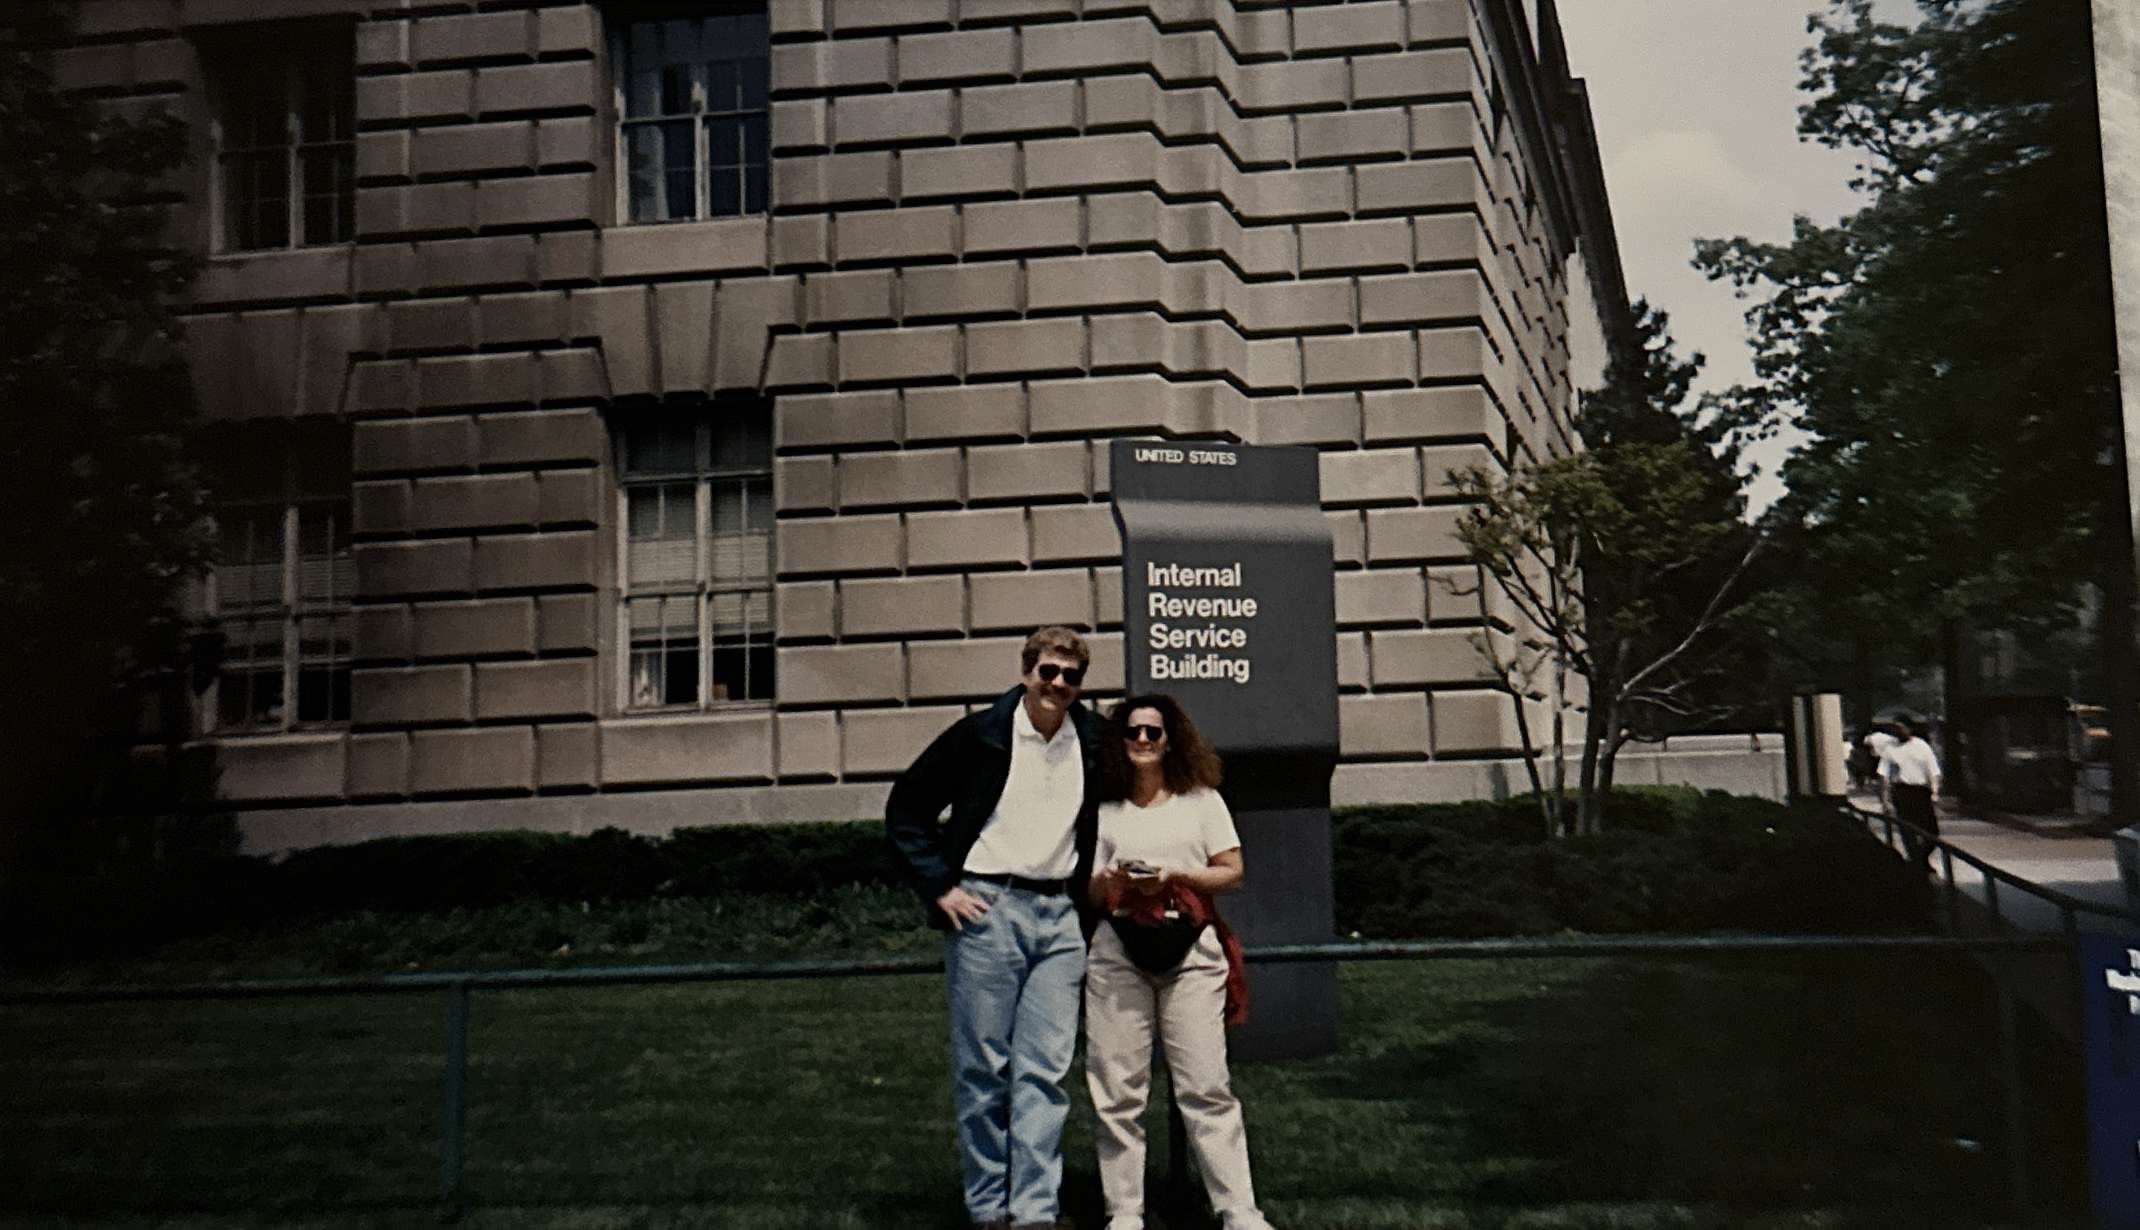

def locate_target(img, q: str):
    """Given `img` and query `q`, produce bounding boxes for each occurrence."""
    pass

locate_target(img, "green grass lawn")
[0,950,2085,1229]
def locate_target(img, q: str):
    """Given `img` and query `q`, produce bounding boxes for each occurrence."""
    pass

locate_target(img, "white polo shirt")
[1879,737,1942,789]
[963,699,1083,880]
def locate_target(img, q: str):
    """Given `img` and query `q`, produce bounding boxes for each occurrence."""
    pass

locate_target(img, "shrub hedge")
[4,787,1928,968]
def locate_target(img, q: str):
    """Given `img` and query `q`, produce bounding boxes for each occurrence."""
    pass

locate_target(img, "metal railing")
[0,929,2074,1222]
[1846,800,2140,936]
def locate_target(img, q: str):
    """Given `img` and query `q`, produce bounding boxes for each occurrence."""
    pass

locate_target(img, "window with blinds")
[612,5,770,224]
[205,422,353,731]
[203,24,355,252]
[617,405,774,708]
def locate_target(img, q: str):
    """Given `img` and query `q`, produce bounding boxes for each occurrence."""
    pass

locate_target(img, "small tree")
[0,3,209,871]
[1450,440,1763,836]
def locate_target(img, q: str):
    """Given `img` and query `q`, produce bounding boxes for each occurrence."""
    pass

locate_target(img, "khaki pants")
[1083,924,1271,1229]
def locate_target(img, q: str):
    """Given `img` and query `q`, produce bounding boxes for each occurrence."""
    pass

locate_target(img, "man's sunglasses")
[1126,724,1166,744]
[1034,663,1084,686]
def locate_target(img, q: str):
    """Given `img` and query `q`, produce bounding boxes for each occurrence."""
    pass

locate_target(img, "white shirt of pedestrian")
[1095,788,1241,876]
[1865,730,1897,759]
[1879,737,1942,789]
[963,700,1083,880]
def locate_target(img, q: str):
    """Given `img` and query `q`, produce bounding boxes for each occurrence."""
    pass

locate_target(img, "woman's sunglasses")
[1126,724,1166,744]
[1034,663,1084,686]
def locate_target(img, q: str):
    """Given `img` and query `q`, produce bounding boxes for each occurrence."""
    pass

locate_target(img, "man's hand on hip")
[936,885,991,929]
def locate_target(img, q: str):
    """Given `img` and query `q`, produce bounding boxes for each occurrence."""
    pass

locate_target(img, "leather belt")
[965,871,1069,895]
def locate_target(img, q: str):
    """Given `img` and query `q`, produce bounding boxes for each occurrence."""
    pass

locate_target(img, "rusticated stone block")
[1336,568,1427,627]
[1365,505,1466,563]
[774,151,893,208]
[353,480,410,535]
[1359,271,1491,326]
[1094,566,1123,629]
[804,269,895,326]
[778,581,837,640]
[355,604,414,661]
[1338,631,1369,689]
[904,384,1024,443]
[413,10,529,65]
[1300,218,1412,274]
[960,198,1080,256]
[476,659,596,720]
[473,531,597,591]
[841,574,965,637]
[1252,394,1362,447]
[833,89,953,147]
[536,722,598,790]
[840,705,964,777]
[965,318,1084,379]
[1431,690,1524,754]
[412,597,536,659]
[897,26,1012,84]
[970,569,1093,633]
[960,80,1077,137]
[1371,627,1496,686]
[1295,108,1409,166]
[783,389,898,447]
[356,539,475,598]
[1294,0,1405,53]
[1421,444,1498,498]
[901,262,1020,322]
[538,593,597,653]
[907,508,1027,570]
[419,234,538,290]
[1351,47,1475,103]
[474,61,597,116]
[835,208,957,266]
[1340,692,1430,758]
[347,732,410,798]
[840,449,963,510]
[536,469,599,526]
[1327,510,1366,567]
[780,515,902,574]
[779,456,838,512]
[411,726,535,795]
[1302,333,1415,390]
[215,736,345,804]
[771,34,891,92]
[352,664,472,725]
[968,441,1089,504]
[603,218,767,279]
[413,120,535,178]
[838,325,958,385]
[900,144,1019,202]
[408,473,539,532]
[778,711,840,779]
[1321,447,1421,508]
[780,643,904,705]
[1362,385,1503,444]
[909,636,1026,700]
[1030,503,1118,564]
[477,408,603,467]
[600,714,775,786]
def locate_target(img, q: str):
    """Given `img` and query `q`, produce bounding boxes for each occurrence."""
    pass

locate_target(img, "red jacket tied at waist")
[1102,880,1251,1027]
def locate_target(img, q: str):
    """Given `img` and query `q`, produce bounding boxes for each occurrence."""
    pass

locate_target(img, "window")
[618,406,775,708]
[613,6,770,223]
[205,26,354,251]
[205,423,353,732]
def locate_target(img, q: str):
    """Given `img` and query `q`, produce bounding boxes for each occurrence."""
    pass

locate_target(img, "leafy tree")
[1693,0,2118,694]
[0,2,209,871]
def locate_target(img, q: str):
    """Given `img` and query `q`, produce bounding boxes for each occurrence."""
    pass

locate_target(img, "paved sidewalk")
[1849,792,2138,937]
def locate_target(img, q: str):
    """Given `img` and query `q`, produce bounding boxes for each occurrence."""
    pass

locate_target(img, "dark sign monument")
[1110,438,1339,1059]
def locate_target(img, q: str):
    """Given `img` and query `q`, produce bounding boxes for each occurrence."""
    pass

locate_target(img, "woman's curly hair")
[1098,693,1224,802]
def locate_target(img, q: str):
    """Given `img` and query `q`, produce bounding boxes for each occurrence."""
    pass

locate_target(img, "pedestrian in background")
[1878,716,1943,869]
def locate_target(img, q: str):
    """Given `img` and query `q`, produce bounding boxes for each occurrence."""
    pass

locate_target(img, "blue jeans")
[945,877,1087,1225]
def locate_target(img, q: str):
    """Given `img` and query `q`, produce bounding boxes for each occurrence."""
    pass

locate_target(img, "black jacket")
[883,684,1102,930]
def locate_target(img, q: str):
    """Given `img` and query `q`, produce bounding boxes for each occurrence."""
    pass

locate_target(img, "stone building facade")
[63,0,1767,851]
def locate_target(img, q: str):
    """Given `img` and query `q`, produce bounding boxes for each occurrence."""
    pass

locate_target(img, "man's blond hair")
[1021,625,1090,673]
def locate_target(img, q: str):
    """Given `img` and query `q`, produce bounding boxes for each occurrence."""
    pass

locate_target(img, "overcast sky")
[1556,0,1916,509]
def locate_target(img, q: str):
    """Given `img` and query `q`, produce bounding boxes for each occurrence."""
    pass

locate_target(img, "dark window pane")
[743,165,767,215]
[219,667,284,729]
[745,477,773,532]
[712,409,771,468]
[709,117,739,166]
[712,639,772,703]
[739,58,768,111]
[660,17,701,65]
[706,60,737,112]
[736,11,769,56]
[225,151,289,250]
[709,165,740,217]
[741,115,767,165]
[626,69,663,118]
[296,665,348,723]
[660,62,693,115]
[626,121,695,221]
[624,419,697,476]
[664,645,698,704]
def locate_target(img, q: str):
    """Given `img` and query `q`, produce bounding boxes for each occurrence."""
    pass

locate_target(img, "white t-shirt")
[963,699,1083,879]
[1864,730,1897,760]
[1879,737,1942,789]
[1094,787,1242,876]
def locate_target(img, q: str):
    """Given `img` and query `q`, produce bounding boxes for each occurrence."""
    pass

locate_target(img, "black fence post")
[439,980,470,1223]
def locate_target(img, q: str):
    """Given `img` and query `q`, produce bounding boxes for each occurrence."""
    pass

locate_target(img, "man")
[886,626,1100,1230]
[1858,722,1898,794]
[1878,717,1944,869]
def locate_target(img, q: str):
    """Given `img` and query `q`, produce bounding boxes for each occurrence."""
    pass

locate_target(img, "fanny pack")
[1107,911,1208,974]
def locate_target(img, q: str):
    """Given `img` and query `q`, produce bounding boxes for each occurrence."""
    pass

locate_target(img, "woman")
[1084,694,1274,1230]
